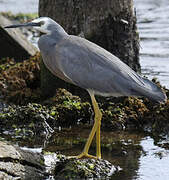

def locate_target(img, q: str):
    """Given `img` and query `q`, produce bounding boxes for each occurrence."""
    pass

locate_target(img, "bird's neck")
[49,24,68,38]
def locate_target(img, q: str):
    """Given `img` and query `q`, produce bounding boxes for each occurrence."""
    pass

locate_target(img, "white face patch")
[31,18,50,34]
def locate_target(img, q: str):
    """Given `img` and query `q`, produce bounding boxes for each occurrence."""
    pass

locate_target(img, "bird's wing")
[44,35,166,102]
[53,35,146,96]
[38,35,74,84]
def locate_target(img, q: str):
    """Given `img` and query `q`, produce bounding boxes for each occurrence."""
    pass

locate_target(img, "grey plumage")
[5,17,167,103]
[5,17,167,159]
[37,18,166,103]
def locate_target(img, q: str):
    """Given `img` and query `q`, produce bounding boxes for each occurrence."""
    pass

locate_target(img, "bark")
[39,0,140,97]
[39,0,140,70]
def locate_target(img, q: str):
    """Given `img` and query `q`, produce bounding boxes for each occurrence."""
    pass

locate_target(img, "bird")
[5,17,167,159]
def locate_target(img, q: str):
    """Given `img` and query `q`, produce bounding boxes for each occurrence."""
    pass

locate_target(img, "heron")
[5,17,167,159]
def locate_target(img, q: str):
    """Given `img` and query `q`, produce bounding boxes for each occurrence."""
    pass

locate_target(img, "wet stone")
[0,141,45,180]
[54,154,119,179]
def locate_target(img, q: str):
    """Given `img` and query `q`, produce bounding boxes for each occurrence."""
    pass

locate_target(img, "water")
[0,0,38,14]
[3,128,169,180]
[0,0,169,179]
[137,137,169,180]
[134,0,169,88]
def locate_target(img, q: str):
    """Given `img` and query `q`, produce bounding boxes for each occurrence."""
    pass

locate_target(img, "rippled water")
[0,0,38,14]
[137,137,169,180]
[3,128,169,180]
[135,0,169,88]
[0,0,169,180]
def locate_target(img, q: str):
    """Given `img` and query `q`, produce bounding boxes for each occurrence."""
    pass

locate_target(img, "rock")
[53,154,119,179]
[0,15,38,61]
[0,141,45,180]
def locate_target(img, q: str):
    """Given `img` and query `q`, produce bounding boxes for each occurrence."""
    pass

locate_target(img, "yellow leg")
[96,109,102,158]
[69,91,102,159]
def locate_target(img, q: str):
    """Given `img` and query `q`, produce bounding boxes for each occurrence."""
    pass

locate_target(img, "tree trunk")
[39,0,140,97]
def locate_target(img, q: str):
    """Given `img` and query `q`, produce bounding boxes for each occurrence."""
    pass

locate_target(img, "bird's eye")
[39,21,45,26]
[35,21,45,27]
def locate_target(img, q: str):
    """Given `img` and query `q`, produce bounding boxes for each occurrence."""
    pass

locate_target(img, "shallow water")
[137,137,169,180]
[134,0,169,88]
[0,0,169,179]
[0,0,38,14]
[2,127,169,180]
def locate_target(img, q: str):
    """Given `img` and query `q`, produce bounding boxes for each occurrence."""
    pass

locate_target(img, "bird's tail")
[139,78,167,103]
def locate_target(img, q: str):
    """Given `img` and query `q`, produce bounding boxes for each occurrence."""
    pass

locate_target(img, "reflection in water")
[137,137,169,180]
[41,127,169,180]
[134,0,169,88]
[0,0,169,179]
[3,127,168,180]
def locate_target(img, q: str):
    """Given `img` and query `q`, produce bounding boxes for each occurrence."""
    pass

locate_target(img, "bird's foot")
[68,152,99,159]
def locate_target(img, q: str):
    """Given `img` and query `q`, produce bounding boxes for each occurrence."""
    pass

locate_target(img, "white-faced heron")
[5,17,167,159]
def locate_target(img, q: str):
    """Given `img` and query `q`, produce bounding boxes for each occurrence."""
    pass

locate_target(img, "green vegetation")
[0,53,168,138]
[54,154,116,179]
[1,12,38,22]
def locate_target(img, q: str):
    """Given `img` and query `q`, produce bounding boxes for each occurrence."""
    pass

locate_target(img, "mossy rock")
[54,155,118,179]
[0,103,55,138]
[0,53,169,136]
[0,89,91,138]
[0,53,41,105]
[0,12,38,23]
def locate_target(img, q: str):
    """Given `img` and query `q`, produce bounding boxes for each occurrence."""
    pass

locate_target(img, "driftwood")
[0,15,38,61]
[0,141,45,180]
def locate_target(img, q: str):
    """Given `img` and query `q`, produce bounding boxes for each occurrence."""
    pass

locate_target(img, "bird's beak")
[4,22,41,29]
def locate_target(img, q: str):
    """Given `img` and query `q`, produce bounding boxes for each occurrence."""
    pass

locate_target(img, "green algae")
[54,154,117,179]
[0,53,41,105]
[1,12,38,23]
[0,12,168,180]
[43,130,144,180]
[0,103,54,138]
[0,52,169,138]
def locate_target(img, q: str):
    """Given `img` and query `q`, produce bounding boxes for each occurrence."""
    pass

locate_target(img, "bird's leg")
[90,92,102,159]
[96,107,102,158]
[69,91,102,159]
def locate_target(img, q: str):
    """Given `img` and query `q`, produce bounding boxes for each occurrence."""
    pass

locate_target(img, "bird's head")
[5,17,67,35]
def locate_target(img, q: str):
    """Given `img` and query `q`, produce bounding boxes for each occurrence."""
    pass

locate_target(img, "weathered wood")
[39,0,140,97]
[0,141,45,180]
[0,15,38,61]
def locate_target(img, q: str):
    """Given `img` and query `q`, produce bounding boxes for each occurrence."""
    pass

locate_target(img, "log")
[0,15,38,61]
